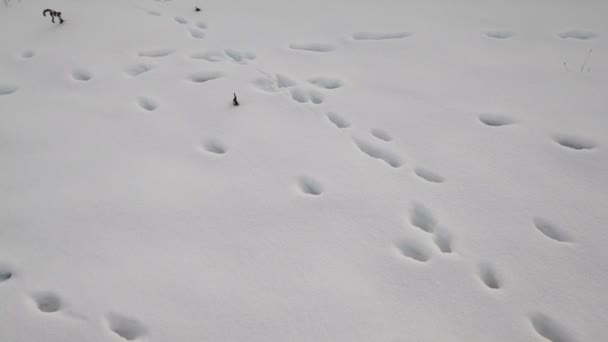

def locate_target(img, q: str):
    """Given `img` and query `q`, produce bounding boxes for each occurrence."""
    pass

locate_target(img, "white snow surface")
[1,0,608,341]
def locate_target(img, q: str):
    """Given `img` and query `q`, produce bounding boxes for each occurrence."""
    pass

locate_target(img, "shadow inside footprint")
[529,313,576,342]
[107,313,147,341]
[137,97,158,111]
[188,71,224,83]
[200,139,227,155]
[326,112,351,129]
[553,134,596,151]
[484,31,513,39]
[395,240,431,262]
[297,176,323,196]
[410,202,436,233]
[558,29,598,40]
[0,84,19,96]
[533,218,573,242]
[478,263,501,290]
[32,292,62,313]
[21,50,35,58]
[414,168,445,183]
[126,63,154,77]
[370,128,392,142]
[0,269,12,282]
[478,113,515,127]
[288,43,336,52]
[71,69,93,81]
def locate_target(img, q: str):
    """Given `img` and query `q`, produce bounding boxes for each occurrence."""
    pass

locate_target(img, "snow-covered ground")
[1,0,607,341]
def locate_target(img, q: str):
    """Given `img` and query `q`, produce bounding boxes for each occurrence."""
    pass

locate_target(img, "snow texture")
[0,0,607,341]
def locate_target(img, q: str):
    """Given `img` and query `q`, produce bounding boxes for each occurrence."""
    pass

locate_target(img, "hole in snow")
[107,313,147,341]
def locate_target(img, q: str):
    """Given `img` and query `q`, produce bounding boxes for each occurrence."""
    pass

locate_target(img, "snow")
[1,0,607,341]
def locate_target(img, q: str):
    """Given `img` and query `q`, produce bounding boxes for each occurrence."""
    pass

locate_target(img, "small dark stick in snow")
[233,93,240,106]
[43,9,64,24]
[195,7,201,12]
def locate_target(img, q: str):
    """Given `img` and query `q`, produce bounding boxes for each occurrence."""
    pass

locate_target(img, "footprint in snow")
[395,240,432,262]
[558,29,598,40]
[308,76,344,89]
[297,176,324,196]
[326,112,351,129]
[174,16,188,24]
[413,167,445,183]
[106,313,147,341]
[352,137,402,168]
[370,128,392,142]
[529,312,576,342]
[137,96,158,111]
[190,51,226,62]
[433,228,453,253]
[533,217,574,243]
[409,202,436,233]
[288,43,336,53]
[553,134,596,151]
[188,71,224,83]
[0,84,19,96]
[20,50,35,59]
[289,88,324,104]
[199,139,228,155]
[71,69,93,81]
[483,31,514,39]
[188,28,205,39]
[125,63,154,77]
[352,31,410,40]
[138,48,175,58]
[478,113,515,127]
[224,49,256,64]
[0,266,13,283]
[477,263,502,290]
[31,291,63,313]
